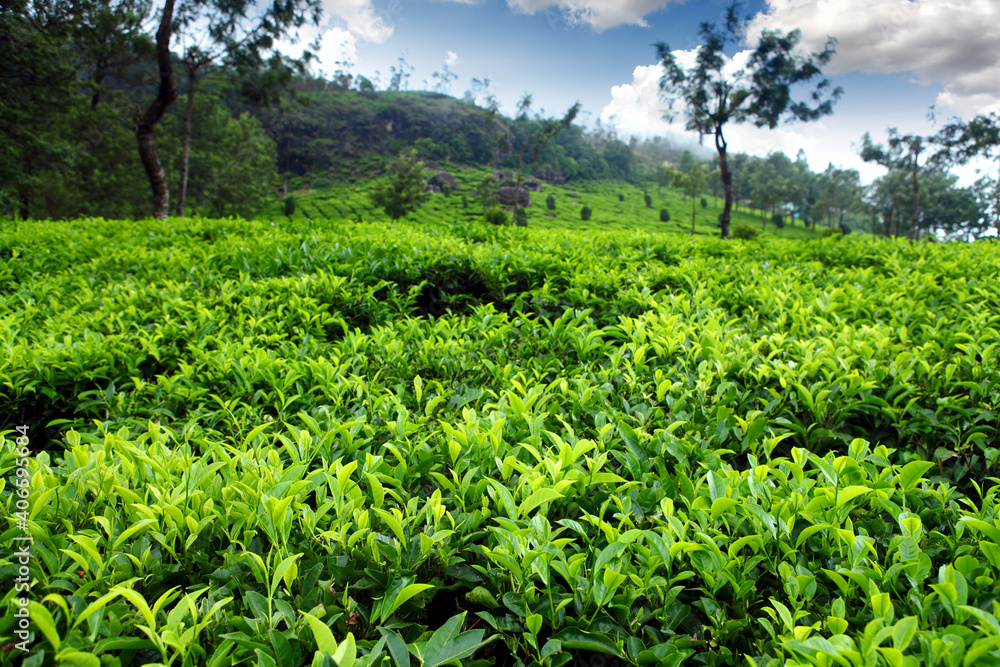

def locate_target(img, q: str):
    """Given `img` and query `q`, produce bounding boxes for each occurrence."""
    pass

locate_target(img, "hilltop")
[257,88,653,186]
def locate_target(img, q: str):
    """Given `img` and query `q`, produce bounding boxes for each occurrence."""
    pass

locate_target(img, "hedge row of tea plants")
[1,216,999,667]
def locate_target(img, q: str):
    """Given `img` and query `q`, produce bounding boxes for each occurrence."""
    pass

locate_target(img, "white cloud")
[276,0,394,73]
[321,0,395,44]
[504,0,683,31]
[744,0,1000,115]
[314,27,359,73]
[445,51,460,67]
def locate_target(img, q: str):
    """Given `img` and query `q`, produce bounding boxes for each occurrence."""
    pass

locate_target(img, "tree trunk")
[909,153,920,243]
[512,144,524,225]
[690,188,696,234]
[887,201,896,237]
[716,126,732,239]
[995,171,1000,237]
[136,0,177,220]
[176,61,197,217]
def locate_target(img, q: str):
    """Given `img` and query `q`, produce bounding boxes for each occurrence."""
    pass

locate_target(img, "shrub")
[772,212,785,228]
[515,208,528,227]
[732,223,759,239]
[821,226,843,238]
[284,196,295,216]
[660,208,670,222]
[484,206,508,226]
[371,150,431,221]
[461,194,469,209]
[546,194,556,210]
[644,194,652,208]
[311,177,332,191]
[581,205,592,221]
[441,184,452,196]
[618,193,625,202]
[477,177,499,208]
[701,197,708,209]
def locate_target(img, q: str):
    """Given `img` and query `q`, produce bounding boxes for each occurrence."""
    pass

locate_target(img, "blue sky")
[282,0,1000,184]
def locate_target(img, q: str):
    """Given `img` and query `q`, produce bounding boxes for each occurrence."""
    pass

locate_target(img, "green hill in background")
[259,88,646,185]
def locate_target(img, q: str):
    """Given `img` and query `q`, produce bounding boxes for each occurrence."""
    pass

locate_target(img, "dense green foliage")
[0,0,310,221]
[2,215,999,667]
[370,151,431,222]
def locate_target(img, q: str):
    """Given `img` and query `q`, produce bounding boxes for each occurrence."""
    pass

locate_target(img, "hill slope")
[269,164,824,239]
[259,89,637,184]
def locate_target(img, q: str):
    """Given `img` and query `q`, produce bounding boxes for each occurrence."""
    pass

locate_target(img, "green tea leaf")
[519,488,564,517]
[550,628,621,656]
[379,628,410,667]
[301,610,338,654]
[28,601,60,650]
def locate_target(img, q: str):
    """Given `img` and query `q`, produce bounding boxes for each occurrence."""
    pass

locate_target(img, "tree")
[914,169,983,241]
[655,2,841,238]
[431,64,458,95]
[137,0,322,218]
[655,163,672,195]
[371,150,430,221]
[72,0,154,108]
[163,95,278,217]
[811,163,860,230]
[387,56,414,91]
[932,112,1000,237]
[786,149,815,227]
[861,129,925,242]
[476,176,499,210]
[0,0,80,216]
[866,169,908,237]
[662,160,712,234]
[506,94,581,225]
[135,0,179,219]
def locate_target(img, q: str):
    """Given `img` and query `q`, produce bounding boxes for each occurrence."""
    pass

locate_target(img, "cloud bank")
[502,0,683,31]
[745,0,1000,114]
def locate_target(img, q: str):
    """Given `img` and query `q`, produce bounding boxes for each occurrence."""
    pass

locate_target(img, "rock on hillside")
[498,187,530,207]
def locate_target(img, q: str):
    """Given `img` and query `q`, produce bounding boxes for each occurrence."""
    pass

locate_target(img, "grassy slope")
[265,165,825,240]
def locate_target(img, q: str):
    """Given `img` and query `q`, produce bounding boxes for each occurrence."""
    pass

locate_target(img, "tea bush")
[1,216,999,667]
[484,206,508,226]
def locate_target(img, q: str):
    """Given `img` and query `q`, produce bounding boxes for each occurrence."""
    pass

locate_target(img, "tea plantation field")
[1,216,999,667]
[267,167,825,239]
